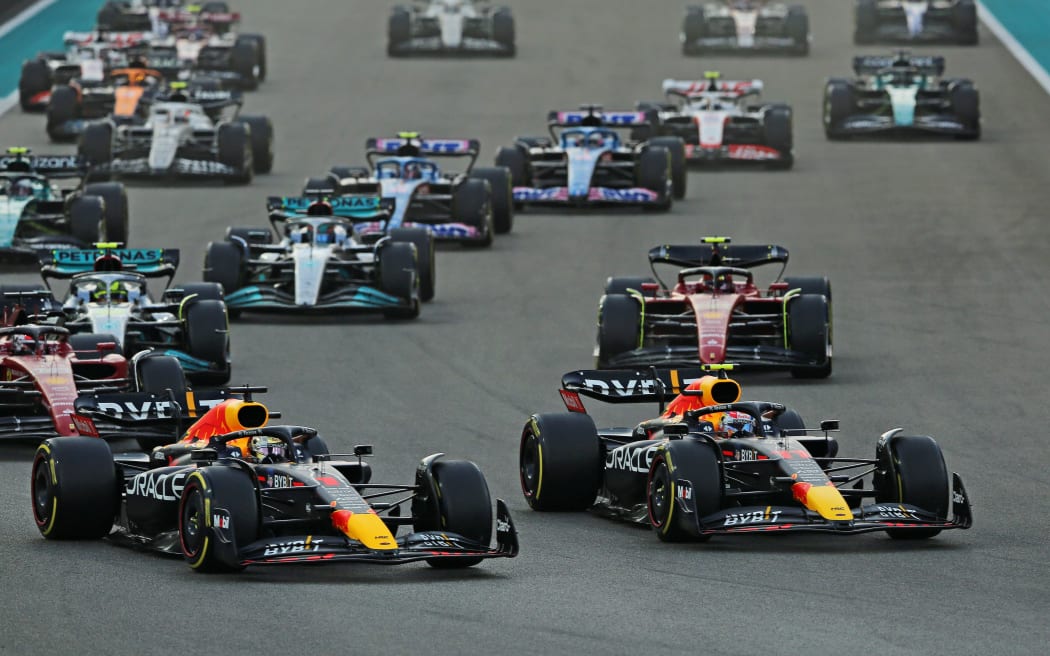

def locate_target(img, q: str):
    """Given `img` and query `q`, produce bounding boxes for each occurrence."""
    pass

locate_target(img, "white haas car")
[682,1,810,55]
[641,76,794,169]
[78,97,271,184]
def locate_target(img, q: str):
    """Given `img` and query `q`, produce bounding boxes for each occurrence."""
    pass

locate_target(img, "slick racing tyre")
[237,115,274,174]
[378,241,420,319]
[682,8,706,54]
[647,441,720,542]
[387,7,411,56]
[46,85,79,142]
[783,276,831,301]
[230,38,260,90]
[70,196,105,245]
[454,178,494,248]
[494,146,528,210]
[178,282,225,302]
[520,413,602,511]
[949,82,980,140]
[389,227,435,302]
[226,226,273,245]
[788,294,832,379]
[875,434,950,539]
[134,354,189,450]
[32,437,117,539]
[217,122,253,184]
[470,166,513,235]
[785,5,810,54]
[953,0,978,45]
[596,294,642,368]
[79,122,113,178]
[854,0,877,44]
[492,7,515,53]
[636,146,671,211]
[824,80,855,140]
[204,241,245,298]
[649,137,686,199]
[421,460,493,569]
[84,182,129,243]
[237,33,267,80]
[19,59,51,111]
[179,466,259,572]
[764,105,794,170]
[604,276,655,296]
[184,300,231,385]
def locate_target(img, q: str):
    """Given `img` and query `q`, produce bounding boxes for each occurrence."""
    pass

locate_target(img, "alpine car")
[520,365,972,541]
[641,73,793,168]
[36,245,231,384]
[0,148,129,264]
[31,392,519,572]
[824,53,979,140]
[682,1,810,55]
[494,107,686,210]
[388,0,515,57]
[855,0,978,45]
[77,86,274,183]
[595,237,832,378]
[203,196,429,318]
[309,133,512,247]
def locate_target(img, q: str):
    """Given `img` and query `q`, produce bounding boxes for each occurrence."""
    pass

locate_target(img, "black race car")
[31,393,519,572]
[854,1,978,45]
[520,366,972,540]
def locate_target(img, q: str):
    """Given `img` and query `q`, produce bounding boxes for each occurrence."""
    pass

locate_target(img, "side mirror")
[96,341,118,352]
[353,444,373,457]
[820,419,840,432]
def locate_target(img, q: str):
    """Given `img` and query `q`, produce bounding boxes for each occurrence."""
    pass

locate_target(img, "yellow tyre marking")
[535,442,544,500]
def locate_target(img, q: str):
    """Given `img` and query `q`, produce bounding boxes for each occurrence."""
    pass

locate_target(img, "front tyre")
[179,466,259,572]
[423,460,493,569]
[32,437,117,539]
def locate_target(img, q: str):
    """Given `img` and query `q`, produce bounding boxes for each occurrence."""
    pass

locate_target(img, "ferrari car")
[595,237,831,378]
[0,299,200,447]
[388,0,515,57]
[203,196,429,318]
[520,365,973,541]
[641,73,793,168]
[77,86,273,183]
[31,392,519,572]
[309,132,511,247]
[682,1,810,55]
[0,148,128,264]
[35,245,231,384]
[494,107,686,210]
[824,52,980,140]
[855,0,978,45]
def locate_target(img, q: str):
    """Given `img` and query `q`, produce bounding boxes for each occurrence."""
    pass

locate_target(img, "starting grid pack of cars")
[3,0,978,574]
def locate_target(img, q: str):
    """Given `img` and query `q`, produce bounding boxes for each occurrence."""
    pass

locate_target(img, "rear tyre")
[184,300,230,385]
[649,137,686,199]
[388,7,411,56]
[229,39,260,90]
[953,0,978,45]
[824,80,855,140]
[237,33,267,80]
[682,8,706,54]
[389,227,435,302]
[134,354,189,451]
[636,147,671,211]
[378,241,419,319]
[783,276,831,300]
[70,196,104,245]
[492,7,515,54]
[217,123,252,184]
[788,294,831,379]
[519,413,602,511]
[203,241,244,296]
[785,5,810,54]
[237,115,274,173]
[876,435,950,539]
[46,85,79,141]
[596,294,642,368]
[79,122,113,178]
[495,146,527,210]
[603,276,655,296]
[854,0,877,44]
[32,438,117,539]
[424,460,493,568]
[179,467,259,572]
[950,83,980,140]
[19,59,52,111]
[764,105,794,169]
[84,182,129,243]
[454,178,493,248]
[647,442,720,542]
[471,166,513,235]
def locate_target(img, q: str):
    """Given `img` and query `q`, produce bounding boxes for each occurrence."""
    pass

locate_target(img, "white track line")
[0,0,56,40]
[0,91,17,116]
[978,2,1050,96]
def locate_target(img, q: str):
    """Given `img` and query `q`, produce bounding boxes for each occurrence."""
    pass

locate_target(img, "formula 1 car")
[31,391,519,572]
[595,237,831,378]
[388,1,515,57]
[0,148,129,264]
[494,107,686,210]
[203,196,429,318]
[640,73,793,168]
[824,53,980,140]
[77,87,273,182]
[0,297,200,446]
[34,245,231,384]
[308,133,512,247]
[854,0,978,45]
[520,365,973,541]
[682,1,810,55]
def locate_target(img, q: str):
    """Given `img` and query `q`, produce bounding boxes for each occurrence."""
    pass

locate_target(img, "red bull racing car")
[520,366,972,541]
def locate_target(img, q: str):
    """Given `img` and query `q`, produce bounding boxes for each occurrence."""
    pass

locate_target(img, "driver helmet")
[317,223,348,246]
[250,435,287,463]
[92,280,128,302]
[719,411,755,438]
[403,162,422,180]
[10,334,36,355]
[10,178,41,199]
[289,225,313,244]
[589,132,607,148]
[716,273,734,293]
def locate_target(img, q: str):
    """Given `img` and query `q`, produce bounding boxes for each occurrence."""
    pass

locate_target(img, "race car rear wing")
[39,247,180,279]
[547,106,649,128]
[852,54,946,76]
[365,135,480,168]
[662,78,763,97]
[266,195,395,218]
[0,150,85,178]
[647,243,789,270]
[561,367,711,407]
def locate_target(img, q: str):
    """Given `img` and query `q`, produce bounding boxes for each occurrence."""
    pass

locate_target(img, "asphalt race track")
[1,1,1049,654]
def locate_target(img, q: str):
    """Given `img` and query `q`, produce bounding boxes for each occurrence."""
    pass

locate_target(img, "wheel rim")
[180,488,205,557]
[519,433,540,499]
[647,460,672,528]
[31,454,53,528]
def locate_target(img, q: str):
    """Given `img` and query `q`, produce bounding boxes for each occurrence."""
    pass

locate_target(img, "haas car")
[494,107,686,211]
[31,391,519,572]
[203,196,431,318]
[0,148,128,264]
[307,133,512,247]
[520,366,972,541]
[36,245,231,384]
[388,0,515,57]
[641,73,793,168]
[855,0,978,45]
[596,237,831,378]
[78,83,274,183]
[824,53,979,140]
[682,1,810,55]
